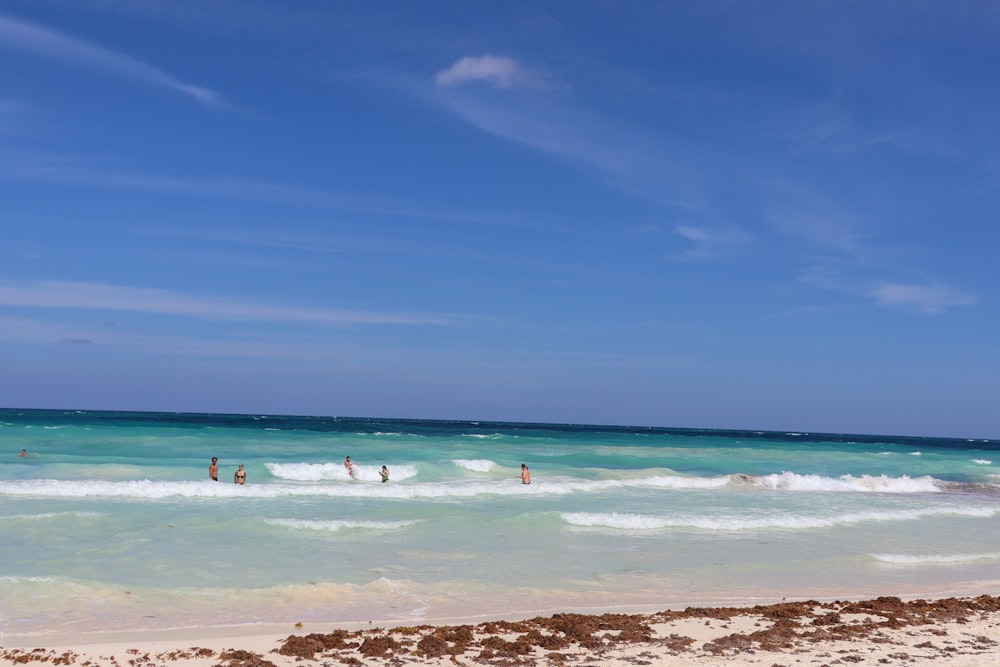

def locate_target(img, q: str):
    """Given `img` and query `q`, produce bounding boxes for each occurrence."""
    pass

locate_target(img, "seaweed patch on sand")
[2,595,999,666]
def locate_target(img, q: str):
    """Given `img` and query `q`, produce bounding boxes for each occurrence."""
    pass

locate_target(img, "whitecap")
[747,471,942,493]
[265,461,351,482]
[265,462,418,483]
[452,459,496,472]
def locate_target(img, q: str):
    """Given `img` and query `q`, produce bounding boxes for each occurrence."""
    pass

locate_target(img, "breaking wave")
[0,469,976,502]
[740,471,943,493]
[265,462,418,483]
[452,459,496,472]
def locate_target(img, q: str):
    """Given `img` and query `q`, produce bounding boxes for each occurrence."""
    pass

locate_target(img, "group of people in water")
[207,457,246,484]
[343,456,390,483]
[208,456,393,484]
[208,456,532,485]
[20,449,529,486]
[24,450,528,485]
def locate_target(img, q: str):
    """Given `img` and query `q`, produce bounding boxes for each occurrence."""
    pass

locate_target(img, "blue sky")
[1,1,997,438]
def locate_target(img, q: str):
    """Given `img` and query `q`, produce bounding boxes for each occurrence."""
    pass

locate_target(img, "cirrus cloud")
[870,282,976,315]
[0,12,223,107]
[435,54,529,88]
[0,280,449,327]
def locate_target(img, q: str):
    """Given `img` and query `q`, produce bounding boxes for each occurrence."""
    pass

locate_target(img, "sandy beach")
[3,595,999,666]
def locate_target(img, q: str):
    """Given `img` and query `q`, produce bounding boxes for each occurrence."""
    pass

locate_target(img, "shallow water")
[2,409,999,636]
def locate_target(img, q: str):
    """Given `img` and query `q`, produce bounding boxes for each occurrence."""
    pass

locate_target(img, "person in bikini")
[344,456,355,478]
[209,457,219,481]
[234,463,247,484]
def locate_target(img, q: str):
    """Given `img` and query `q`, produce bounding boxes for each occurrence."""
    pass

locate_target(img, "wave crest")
[265,462,418,483]
[744,471,942,493]
[452,459,496,473]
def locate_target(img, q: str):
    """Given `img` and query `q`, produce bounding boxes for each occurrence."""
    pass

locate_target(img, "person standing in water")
[518,463,531,485]
[344,456,355,478]
[380,465,390,483]
[209,457,219,481]
[234,463,246,484]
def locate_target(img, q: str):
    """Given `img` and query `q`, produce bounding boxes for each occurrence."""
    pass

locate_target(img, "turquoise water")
[2,409,999,636]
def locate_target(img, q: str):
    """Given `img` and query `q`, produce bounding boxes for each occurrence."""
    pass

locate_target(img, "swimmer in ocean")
[518,463,531,484]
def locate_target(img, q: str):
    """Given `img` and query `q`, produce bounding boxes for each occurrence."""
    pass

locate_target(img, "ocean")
[2,408,999,638]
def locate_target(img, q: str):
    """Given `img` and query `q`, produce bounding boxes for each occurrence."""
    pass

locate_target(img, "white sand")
[3,595,999,666]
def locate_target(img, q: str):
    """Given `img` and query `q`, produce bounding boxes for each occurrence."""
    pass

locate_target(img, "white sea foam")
[747,471,942,493]
[0,473,725,501]
[972,459,992,465]
[872,552,1000,565]
[264,518,418,532]
[0,478,524,500]
[0,575,57,583]
[561,512,673,530]
[561,505,1000,532]
[638,475,731,489]
[265,461,352,481]
[265,462,418,483]
[0,470,962,502]
[453,459,496,472]
[462,433,502,439]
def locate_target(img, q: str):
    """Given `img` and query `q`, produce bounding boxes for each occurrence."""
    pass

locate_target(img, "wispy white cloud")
[0,281,448,327]
[435,54,531,88]
[0,12,223,107]
[673,225,750,260]
[870,282,976,315]
[391,57,712,214]
[419,75,683,206]
[801,268,975,315]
